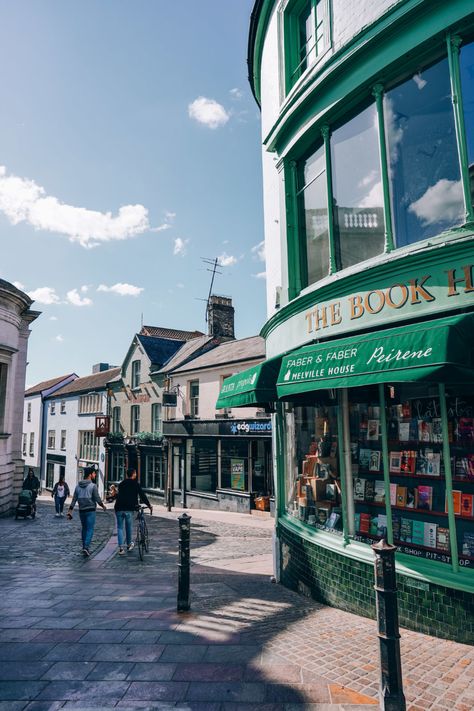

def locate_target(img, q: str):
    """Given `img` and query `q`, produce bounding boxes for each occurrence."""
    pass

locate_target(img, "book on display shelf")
[462,532,474,557]
[436,527,450,552]
[411,520,425,546]
[417,486,433,511]
[374,480,385,503]
[354,512,360,532]
[446,490,462,516]
[369,516,378,535]
[359,449,371,470]
[400,450,416,474]
[461,493,474,518]
[388,419,399,440]
[359,513,371,533]
[454,457,471,479]
[368,450,381,472]
[399,422,411,442]
[390,483,397,506]
[457,417,474,442]
[377,514,387,538]
[406,487,418,509]
[389,451,401,473]
[364,479,375,502]
[424,522,438,549]
[432,418,443,443]
[353,478,366,501]
[418,420,432,442]
[400,517,413,542]
[396,486,407,507]
[367,420,380,441]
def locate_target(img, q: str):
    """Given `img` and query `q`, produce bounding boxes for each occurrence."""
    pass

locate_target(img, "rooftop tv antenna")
[200,257,223,323]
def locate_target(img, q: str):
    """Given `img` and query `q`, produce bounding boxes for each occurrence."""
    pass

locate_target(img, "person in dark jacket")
[23,469,40,502]
[51,476,70,517]
[67,467,107,556]
[114,467,152,555]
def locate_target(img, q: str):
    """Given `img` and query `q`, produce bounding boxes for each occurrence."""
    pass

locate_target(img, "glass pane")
[349,387,387,543]
[384,58,463,248]
[190,438,217,493]
[332,103,385,269]
[221,440,249,491]
[460,40,474,212]
[446,390,474,568]
[386,385,450,564]
[299,145,329,285]
[298,1,313,72]
[286,402,342,533]
[251,439,272,495]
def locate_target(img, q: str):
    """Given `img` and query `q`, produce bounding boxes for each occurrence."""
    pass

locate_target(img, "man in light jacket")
[67,467,107,556]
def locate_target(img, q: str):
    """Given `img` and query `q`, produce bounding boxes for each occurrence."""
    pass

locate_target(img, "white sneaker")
[127,542,134,551]
[119,547,125,555]
[55,513,60,517]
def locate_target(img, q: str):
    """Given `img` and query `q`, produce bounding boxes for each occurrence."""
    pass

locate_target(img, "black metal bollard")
[177,513,191,612]
[372,539,406,711]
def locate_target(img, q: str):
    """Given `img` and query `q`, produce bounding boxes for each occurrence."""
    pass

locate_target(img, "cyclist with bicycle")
[114,467,152,555]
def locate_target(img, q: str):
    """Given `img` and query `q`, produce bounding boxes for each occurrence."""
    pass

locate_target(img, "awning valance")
[216,357,281,409]
[277,313,474,398]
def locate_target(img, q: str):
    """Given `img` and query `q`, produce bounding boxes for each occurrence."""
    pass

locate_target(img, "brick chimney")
[207,295,235,340]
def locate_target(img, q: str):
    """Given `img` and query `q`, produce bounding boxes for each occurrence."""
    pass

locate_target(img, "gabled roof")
[137,335,185,368]
[50,367,121,397]
[170,336,265,374]
[140,325,204,341]
[155,335,220,375]
[25,374,78,397]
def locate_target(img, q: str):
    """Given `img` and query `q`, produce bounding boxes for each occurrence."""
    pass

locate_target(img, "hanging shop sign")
[266,249,474,358]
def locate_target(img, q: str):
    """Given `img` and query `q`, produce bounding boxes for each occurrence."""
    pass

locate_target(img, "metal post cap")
[178,513,191,522]
[371,538,397,555]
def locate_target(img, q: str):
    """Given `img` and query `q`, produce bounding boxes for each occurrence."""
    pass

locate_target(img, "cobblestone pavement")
[0,501,472,710]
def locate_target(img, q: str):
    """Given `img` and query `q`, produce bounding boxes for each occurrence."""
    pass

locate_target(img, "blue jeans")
[79,510,96,549]
[54,495,66,514]
[116,511,133,547]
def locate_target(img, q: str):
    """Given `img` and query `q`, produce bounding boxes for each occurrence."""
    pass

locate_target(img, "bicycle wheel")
[137,520,145,561]
[143,518,149,553]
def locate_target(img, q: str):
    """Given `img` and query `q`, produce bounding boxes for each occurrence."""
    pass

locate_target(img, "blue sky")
[0,0,266,386]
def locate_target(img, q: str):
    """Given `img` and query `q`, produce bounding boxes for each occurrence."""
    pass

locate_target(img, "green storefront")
[230,0,474,642]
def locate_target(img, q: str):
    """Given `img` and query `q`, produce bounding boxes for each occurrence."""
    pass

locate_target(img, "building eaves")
[140,325,204,341]
[169,336,265,375]
[49,367,121,397]
[25,373,78,397]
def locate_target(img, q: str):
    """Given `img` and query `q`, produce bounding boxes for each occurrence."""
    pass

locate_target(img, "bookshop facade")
[246,0,474,641]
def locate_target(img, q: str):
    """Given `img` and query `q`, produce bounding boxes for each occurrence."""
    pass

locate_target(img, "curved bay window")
[289,34,474,298]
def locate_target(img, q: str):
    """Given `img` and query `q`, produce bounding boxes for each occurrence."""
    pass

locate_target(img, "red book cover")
[461,494,474,518]
[359,513,371,533]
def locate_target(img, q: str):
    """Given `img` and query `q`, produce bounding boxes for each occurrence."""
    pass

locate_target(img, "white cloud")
[176,282,185,289]
[55,335,64,342]
[66,288,93,306]
[150,222,172,233]
[0,165,153,248]
[80,285,89,293]
[49,316,58,321]
[13,280,25,290]
[173,237,189,256]
[218,252,238,267]
[251,241,265,262]
[413,73,427,90]
[97,282,144,297]
[188,97,230,129]
[253,271,267,280]
[165,211,176,220]
[28,286,60,305]
[408,179,464,227]
[229,88,243,100]
[360,181,383,208]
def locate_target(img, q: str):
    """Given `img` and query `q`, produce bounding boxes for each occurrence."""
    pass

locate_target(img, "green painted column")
[285,160,303,298]
[372,84,395,253]
[378,384,394,545]
[336,392,349,545]
[447,34,474,225]
[439,383,459,573]
[321,124,337,274]
[275,403,287,520]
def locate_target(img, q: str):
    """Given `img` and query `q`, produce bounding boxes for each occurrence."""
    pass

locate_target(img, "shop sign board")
[231,459,245,490]
[266,255,474,358]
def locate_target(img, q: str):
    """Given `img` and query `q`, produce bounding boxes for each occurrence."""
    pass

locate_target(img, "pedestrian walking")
[115,467,153,555]
[22,469,40,503]
[51,476,70,517]
[67,467,107,556]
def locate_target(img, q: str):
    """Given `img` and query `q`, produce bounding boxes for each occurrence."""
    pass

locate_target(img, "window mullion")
[438,383,459,573]
[447,33,474,224]
[372,84,395,253]
[321,124,336,274]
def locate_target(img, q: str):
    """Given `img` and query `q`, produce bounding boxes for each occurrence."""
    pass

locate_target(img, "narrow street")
[0,500,472,710]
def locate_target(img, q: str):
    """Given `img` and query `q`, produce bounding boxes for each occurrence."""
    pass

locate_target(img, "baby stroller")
[15,489,37,520]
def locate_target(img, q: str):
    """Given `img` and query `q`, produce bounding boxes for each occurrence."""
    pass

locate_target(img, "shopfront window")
[143,453,165,490]
[46,462,54,489]
[286,402,342,530]
[384,58,463,248]
[446,390,474,562]
[332,103,385,269]
[110,450,125,482]
[298,144,330,285]
[221,440,249,491]
[251,439,273,495]
[460,39,474,211]
[190,438,217,493]
[284,383,474,567]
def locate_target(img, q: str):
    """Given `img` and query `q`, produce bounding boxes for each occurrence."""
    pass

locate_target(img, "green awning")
[216,357,281,409]
[277,313,474,398]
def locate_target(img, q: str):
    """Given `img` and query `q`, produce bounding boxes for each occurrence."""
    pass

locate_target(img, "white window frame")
[131,360,141,389]
[60,400,66,414]
[50,401,56,415]
[60,430,66,450]
[189,380,199,418]
[29,432,35,457]
[131,405,140,434]
[22,433,27,456]
[79,430,100,462]
[27,402,31,422]
[112,406,121,434]
[47,430,56,449]
[151,403,162,435]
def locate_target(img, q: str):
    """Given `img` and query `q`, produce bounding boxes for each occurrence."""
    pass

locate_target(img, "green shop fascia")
[217,243,474,641]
